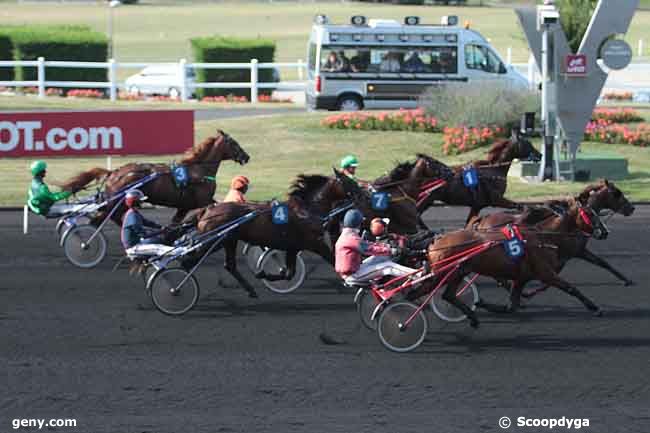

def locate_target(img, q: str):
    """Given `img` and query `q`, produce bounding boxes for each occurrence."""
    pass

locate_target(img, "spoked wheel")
[243,244,266,274]
[377,302,428,353]
[150,268,200,316]
[430,275,479,322]
[142,265,158,292]
[258,250,306,294]
[55,219,66,239]
[61,224,107,268]
[356,289,380,330]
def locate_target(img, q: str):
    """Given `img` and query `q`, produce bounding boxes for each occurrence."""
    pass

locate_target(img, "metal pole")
[539,25,555,181]
[23,205,29,235]
[179,58,188,102]
[37,57,45,99]
[250,58,258,104]
[108,6,114,59]
[108,58,117,101]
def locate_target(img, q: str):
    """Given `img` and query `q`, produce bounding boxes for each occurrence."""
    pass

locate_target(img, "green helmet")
[340,155,359,169]
[30,160,47,176]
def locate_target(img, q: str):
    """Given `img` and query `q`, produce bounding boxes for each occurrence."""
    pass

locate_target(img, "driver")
[335,209,414,284]
[27,160,83,217]
[121,189,173,258]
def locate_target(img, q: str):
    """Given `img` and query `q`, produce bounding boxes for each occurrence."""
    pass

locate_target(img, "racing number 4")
[272,203,289,225]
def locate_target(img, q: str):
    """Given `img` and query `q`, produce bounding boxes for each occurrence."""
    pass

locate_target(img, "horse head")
[510,129,542,162]
[289,174,347,211]
[332,167,367,202]
[216,130,250,165]
[571,199,609,240]
[579,179,634,216]
[415,153,453,180]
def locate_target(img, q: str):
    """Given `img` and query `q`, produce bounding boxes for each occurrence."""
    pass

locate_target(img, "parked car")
[124,65,196,99]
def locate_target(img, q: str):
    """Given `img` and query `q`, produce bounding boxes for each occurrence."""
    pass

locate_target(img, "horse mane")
[485,139,511,163]
[58,167,111,193]
[518,205,558,225]
[577,180,607,202]
[375,160,415,185]
[288,174,330,202]
[181,132,224,164]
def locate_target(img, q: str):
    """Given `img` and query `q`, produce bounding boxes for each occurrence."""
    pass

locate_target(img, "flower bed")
[258,94,293,103]
[66,89,104,99]
[202,95,248,103]
[321,109,440,133]
[584,119,650,147]
[442,126,506,155]
[592,108,643,123]
[602,91,633,101]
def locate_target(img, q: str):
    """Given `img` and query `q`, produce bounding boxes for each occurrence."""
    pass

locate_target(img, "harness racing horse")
[469,180,635,300]
[418,202,608,328]
[187,174,349,298]
[60,130,250,225]
[333,154,451,235]
[416,130,542,226]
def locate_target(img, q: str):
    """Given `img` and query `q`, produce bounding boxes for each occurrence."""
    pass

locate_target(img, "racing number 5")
[507,239,522,257]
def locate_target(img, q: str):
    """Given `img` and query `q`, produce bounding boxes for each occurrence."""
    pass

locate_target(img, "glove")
[390,247,403,258]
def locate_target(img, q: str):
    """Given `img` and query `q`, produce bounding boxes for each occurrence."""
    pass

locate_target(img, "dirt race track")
[2,206,650,433]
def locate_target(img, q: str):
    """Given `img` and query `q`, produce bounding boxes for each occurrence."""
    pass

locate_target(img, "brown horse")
[333,154,452,235]
[416,130,542,226]
[60,129,250,225]
[188,174,349,297]
[469,180,635,297]
[420,201,607,328]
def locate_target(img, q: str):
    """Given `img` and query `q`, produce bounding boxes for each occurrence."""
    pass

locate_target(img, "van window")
[308,42,318,72]
[465,44,503,74]
[320,46,457,74]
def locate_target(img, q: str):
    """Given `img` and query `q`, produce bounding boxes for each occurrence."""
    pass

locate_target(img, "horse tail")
[60,167,111,193]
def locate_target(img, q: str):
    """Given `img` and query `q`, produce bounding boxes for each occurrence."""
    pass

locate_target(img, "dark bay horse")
[421,201,608,328]
[60,130,250,225]
[333,154,451,235]
[188,174,349,297]
[416,130,542,226]
[470,180,635,297]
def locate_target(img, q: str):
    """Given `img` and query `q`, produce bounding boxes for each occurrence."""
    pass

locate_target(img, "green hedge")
[0,25,107,91]
[0,34,12,82]
[191,36,277,98]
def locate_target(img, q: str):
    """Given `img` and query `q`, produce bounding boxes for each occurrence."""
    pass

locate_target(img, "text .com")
[12,418,77,430]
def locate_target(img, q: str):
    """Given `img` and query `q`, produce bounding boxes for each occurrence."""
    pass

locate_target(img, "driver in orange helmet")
[223,175,250,203]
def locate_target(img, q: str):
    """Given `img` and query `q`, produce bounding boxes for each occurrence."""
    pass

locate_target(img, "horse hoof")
[624,280,635,287]
[593,308,604,317]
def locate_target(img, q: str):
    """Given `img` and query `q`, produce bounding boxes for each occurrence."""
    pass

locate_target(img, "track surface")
[2,207,650,433]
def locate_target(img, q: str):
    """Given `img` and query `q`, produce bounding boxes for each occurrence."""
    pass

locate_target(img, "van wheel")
[168,87,180,99]
[337,95,362,111]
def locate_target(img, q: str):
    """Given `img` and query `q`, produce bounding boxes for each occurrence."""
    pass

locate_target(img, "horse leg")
[521,284,550,299]
[223,239,258,298]
[465,207,480,226]
[577,248,634,286]
[172,209,189,225]
[254,250,296,281]
[540,274,602,315]
[442,271,480,328]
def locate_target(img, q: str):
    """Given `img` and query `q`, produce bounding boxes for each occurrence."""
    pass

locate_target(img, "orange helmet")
[370,217,387,237]
[231,175,250,191]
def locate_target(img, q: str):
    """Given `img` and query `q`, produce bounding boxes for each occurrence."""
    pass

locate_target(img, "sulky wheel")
[61,224,107,269]
[430,275,479,322]
[258,250,306,294]
[356,289,381,331]
[243,243,266,274]
[377,301,428,353]
[150,268,200,316]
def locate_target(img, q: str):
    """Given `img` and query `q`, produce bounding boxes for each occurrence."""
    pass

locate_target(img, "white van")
[305,15,528,111]
[125,65,196,99]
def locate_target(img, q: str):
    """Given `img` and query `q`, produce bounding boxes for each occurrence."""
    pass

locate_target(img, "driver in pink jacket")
[335,209,397,279]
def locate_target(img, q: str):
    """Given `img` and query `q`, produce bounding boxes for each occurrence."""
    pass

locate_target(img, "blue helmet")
[343,209,363,229]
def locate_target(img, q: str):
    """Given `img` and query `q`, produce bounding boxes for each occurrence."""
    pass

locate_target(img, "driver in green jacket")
[27,160,79,217]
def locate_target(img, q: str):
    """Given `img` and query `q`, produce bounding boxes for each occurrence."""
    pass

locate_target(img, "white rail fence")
[0,57,306,103]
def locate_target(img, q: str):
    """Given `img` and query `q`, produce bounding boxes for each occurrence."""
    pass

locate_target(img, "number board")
[503,238,524,259]
[172,166,189,188]
[371,192,390,211]
[271,203,289,225]
[462,167,479,188]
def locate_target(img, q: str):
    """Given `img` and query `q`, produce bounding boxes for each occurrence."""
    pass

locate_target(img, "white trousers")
[126,243,175,260]
[344,255,416,286]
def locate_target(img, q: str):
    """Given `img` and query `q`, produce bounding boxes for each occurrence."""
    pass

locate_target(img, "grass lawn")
[1,1,649,82]
[2,113,649,206]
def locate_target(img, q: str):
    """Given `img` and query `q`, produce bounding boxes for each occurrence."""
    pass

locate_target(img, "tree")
[556,0,599,53]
